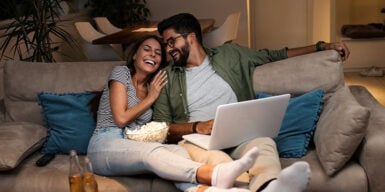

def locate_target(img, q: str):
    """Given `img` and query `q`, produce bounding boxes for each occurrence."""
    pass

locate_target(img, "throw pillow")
[314,87,370,176]
[256,89,324,158]
[0,122,46,171]
[37,92,97,155]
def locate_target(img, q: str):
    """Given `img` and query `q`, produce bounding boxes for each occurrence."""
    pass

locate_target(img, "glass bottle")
[82,156,98,192]
[69,150,83,192]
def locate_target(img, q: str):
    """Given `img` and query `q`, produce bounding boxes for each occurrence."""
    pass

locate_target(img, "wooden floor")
[344,72,385,107]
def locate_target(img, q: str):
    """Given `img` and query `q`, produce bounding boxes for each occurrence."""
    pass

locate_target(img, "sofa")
[0,60,179,192]
[0,50,384,192]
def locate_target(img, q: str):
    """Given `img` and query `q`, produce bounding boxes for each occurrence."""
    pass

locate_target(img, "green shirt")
[153,43,287,123]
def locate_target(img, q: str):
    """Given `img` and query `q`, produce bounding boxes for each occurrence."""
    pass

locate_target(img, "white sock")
[212,147,259,189]
[262,161,311,192]
[205,186,250,192]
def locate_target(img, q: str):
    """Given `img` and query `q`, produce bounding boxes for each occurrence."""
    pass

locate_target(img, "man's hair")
[157,13,203,45]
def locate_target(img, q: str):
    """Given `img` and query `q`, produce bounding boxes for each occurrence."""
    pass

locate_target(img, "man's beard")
[172,43,190,67]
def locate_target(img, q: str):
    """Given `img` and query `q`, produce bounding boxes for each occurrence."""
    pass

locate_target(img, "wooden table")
[92,19,215,45]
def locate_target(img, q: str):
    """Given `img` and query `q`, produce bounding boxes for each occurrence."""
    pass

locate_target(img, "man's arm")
[167,120,214,143]
[287,41,350,61]
[167,123,195,143]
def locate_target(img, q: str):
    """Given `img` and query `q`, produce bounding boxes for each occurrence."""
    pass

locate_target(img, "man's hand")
[324,42,350,61]
[196,119,214,135]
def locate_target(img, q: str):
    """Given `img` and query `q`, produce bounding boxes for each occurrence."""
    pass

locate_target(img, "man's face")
[162,29,190,67]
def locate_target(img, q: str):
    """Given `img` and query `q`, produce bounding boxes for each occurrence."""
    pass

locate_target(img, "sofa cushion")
[253,50,343,96]
[314,87,370,176]
[3,60,125,125]
[280,149,368,192]
[37,92,98,155]
[0,122,46,171]
[256,89,324,158]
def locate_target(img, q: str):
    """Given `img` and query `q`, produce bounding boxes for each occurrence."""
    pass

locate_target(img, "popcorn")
[125,122,169,143]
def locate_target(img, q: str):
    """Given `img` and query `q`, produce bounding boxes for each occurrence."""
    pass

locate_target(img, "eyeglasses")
[164,33,188,48]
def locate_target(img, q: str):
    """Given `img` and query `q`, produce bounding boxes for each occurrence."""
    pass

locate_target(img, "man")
[153,13,349,192]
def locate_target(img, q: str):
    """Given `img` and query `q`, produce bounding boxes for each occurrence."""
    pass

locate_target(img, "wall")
[312,0,332,43]
[250,0,311,50]
[146,0,250,47]
[335,0,351,40]
[350,0,385,24]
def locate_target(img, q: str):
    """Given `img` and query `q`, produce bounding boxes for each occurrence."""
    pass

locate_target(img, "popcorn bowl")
[125,122,169,143]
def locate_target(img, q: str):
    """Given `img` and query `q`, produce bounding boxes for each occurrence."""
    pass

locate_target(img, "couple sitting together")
[86,13,350,192]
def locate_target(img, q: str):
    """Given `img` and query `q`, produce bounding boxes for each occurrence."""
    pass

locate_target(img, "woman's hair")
[157,13,203,45]
[125,35,168,80]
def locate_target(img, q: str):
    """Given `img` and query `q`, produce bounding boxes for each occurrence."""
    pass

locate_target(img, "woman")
[87,35,259,192]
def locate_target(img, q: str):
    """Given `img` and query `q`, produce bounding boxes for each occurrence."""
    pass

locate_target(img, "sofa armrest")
[253,50,344,95]
[349,85,385,192]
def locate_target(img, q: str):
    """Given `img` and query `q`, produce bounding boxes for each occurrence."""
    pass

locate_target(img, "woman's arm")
[110,71,167,128]
[109,80,155,128]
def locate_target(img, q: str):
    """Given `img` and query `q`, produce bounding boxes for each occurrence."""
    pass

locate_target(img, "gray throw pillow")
[0,122,47,171]
[314,87,370,176]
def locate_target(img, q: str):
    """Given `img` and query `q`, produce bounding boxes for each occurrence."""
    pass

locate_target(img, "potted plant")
[0,0,77,62]
[85,0,150,28]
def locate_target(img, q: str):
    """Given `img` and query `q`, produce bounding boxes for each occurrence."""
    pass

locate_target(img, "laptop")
[182,94,290,150]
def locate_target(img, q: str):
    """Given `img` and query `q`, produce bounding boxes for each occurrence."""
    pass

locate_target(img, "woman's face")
[133,38,163,75]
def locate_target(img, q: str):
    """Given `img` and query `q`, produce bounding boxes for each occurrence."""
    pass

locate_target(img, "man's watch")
[316,41,325,51]
[192,122,199,133]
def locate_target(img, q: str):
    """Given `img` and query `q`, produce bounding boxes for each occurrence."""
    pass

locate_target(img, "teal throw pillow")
[256,89,324,158]
[37,92,97,155]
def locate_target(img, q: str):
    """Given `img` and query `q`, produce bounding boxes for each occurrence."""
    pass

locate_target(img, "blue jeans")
[87,127,201,191]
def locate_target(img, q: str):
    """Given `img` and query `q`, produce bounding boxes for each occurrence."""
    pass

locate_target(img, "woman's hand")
[147,70,168,101]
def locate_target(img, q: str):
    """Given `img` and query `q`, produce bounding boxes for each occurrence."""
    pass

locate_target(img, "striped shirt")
[95,66,152,130]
